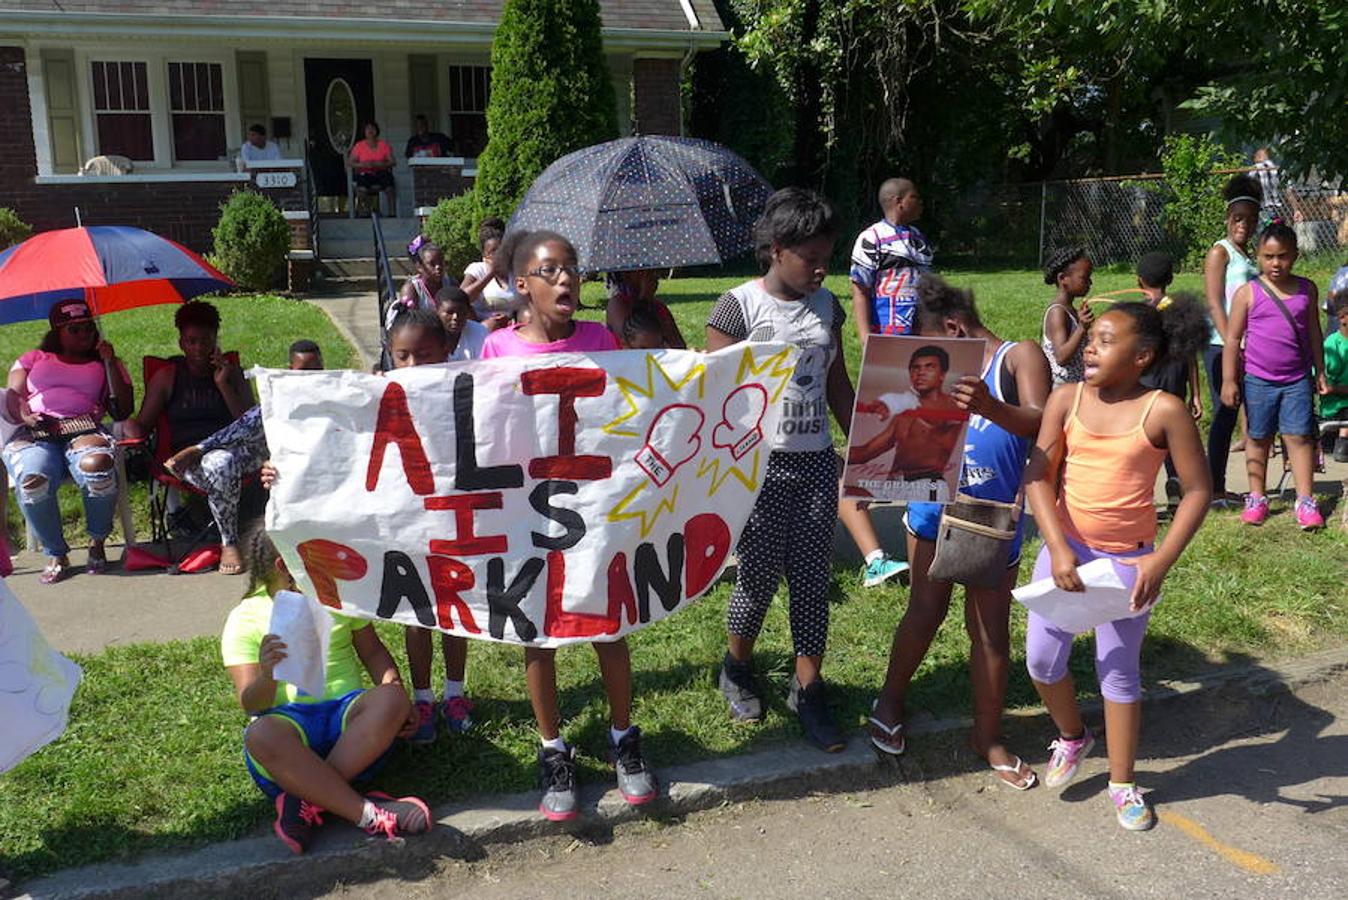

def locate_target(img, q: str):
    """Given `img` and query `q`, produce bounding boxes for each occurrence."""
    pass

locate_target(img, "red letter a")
[366,381,434,495]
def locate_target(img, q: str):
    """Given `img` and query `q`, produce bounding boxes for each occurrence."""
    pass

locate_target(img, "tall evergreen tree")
[474,0,620,223]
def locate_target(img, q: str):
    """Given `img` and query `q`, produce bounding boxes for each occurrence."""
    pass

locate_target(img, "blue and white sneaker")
[862,555,910,588]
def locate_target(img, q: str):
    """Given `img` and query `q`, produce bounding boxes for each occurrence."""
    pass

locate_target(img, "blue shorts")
[904,501,1025,569]
[243,689,393,798]
[1243,374,1314,439]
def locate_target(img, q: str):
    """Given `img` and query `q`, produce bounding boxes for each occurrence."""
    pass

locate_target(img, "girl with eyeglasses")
[481,230,657,823]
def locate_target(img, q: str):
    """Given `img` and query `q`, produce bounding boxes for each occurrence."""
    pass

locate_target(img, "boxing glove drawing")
[635,404,705,486]
[712,384,768,460]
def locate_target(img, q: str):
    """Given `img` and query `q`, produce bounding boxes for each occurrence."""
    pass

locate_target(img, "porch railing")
[371,210,397,371]
[303,149,321,261]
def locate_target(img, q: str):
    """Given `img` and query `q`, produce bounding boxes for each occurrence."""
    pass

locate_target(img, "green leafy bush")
[209,191,290,291]
[423,192,480,278]
[1151,135,1243,269]
[0,207,33,250]
[473,0,619,223]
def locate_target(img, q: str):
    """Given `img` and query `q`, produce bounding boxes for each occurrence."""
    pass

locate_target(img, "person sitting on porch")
[404,115,451,159]
[240,124,282,164]
[349,122,396,215]
[123,301,255,572]
[3,299,134,584]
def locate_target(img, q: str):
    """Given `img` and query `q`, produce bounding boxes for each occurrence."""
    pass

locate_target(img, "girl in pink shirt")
[482,231,654,824]
[3,299,133,583]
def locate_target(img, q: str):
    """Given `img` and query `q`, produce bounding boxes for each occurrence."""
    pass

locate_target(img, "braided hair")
[242,524,286,598]
[1043,246,1088,286]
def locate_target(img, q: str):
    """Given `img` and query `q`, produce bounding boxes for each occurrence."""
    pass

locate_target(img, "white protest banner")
[842,335,983,504]
[0,580,82,773]
[259,344,799,648]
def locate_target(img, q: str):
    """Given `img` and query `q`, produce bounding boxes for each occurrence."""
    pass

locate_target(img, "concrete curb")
[21,645,1348,899]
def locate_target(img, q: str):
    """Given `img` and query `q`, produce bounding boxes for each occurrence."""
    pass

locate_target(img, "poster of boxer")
[842,335,984,503]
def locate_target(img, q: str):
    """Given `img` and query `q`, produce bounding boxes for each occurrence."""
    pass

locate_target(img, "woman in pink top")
[348,122,396,215]
[481,230,657,825]
[3,299,133,583]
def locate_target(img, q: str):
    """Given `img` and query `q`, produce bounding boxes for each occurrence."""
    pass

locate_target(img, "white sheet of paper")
[1012,558,1147,634]
[0,581,82,773]
[269,590,332,699]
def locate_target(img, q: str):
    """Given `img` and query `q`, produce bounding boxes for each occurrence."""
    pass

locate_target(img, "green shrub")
[474,0,619,223]
[209,191,290,291]
[1150,135,1243,269]
[423,192,480,278]
[0,207,33,250]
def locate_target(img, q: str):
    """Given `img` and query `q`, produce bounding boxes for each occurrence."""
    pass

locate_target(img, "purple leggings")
[1024,536,1153,704]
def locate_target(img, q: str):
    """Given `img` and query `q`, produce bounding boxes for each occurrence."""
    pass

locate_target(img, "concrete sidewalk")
[19,645,1348,899]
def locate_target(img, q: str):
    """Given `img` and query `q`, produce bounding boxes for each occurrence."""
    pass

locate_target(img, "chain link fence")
[939,171,1348,269]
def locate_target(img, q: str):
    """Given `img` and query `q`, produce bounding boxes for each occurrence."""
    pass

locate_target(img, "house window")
[447,65,490,157]
[91,60,153,160]
[168,62,226,161]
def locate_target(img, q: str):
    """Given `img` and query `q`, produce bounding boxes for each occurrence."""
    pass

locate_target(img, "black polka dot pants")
[728,449,837,658]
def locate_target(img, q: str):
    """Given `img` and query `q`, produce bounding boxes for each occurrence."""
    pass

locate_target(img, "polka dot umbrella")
[507,136,774,273]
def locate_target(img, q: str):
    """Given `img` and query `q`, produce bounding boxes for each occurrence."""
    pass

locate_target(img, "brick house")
[0,1,726,259]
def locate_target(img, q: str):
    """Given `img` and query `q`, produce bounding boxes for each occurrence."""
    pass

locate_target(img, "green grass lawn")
[2,266,1346,879]
[0,294,361,547]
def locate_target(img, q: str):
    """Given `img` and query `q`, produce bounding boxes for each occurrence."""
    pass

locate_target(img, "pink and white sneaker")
[1241,493,1270,526]
[1295,496,1324,531]
[440,695,474,734]
[1044,729,1095,788]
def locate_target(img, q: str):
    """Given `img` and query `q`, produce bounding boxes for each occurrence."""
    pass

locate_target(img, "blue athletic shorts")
[243,689,393,798]
[904,501,1025,569]
[1243,374,1314,439]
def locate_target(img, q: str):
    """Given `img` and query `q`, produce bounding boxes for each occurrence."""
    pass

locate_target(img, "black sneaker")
[609,726,658,805]
[1335,437,1348,464]
[787,675,846,752]
[718,653,763,722]
[273,792,325,854]
[538,745,579,821]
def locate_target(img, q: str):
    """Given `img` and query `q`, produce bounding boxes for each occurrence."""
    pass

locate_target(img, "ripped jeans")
[2,431,118,556]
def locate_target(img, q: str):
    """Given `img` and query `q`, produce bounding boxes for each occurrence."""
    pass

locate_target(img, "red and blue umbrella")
[0,225,234,325]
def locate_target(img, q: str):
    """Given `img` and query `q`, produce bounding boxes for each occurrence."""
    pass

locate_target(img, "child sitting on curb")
[221,527,432,854]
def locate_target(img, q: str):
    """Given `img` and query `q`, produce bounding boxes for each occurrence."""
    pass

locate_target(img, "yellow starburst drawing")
[735,345,796,402]
[608,481,681,538]
[696,446,762,497]
[603,353,706,438]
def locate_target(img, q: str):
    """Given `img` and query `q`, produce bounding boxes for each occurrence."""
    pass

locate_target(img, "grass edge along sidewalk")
[22,645,1348,900]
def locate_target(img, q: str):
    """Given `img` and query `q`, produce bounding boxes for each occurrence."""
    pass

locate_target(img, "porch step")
[317,256,416,281]
[317,216,420,260]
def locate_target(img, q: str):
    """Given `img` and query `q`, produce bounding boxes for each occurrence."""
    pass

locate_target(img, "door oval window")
[325,78,356,156]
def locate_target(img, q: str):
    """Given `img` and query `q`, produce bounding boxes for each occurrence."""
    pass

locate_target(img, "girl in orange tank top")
[1022,302,1211,833]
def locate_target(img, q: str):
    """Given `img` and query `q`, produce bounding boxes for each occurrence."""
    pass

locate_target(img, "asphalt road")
[322,670,1348,899]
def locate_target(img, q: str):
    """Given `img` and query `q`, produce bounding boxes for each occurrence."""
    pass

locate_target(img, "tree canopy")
[716,0,1348,192]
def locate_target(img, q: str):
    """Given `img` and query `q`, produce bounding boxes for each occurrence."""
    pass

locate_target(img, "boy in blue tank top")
[866,275,1052,790]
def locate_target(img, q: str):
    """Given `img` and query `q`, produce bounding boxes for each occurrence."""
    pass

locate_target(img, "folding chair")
[125,354,241,570]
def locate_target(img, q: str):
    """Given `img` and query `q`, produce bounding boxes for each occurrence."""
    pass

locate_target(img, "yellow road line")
[1158,811,1280,875]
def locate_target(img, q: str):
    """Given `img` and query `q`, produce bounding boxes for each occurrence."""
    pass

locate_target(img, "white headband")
[1227,195,1259,208]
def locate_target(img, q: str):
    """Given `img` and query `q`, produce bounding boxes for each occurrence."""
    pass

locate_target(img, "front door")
[304,58,375,201]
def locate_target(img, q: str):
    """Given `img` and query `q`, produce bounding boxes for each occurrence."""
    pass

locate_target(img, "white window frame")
[69,46,241,170]
[445,63,490,155]
[166,60,229,163]
[88,58,155,164]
